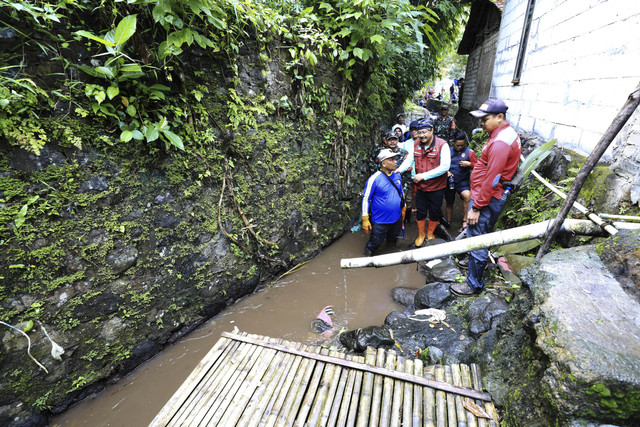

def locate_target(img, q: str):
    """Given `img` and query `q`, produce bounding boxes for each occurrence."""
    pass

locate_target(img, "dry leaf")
[463,399,492,419]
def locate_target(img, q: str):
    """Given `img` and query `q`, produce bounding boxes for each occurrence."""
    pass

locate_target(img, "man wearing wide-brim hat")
[450,98,522,296]
[361,149,405,256]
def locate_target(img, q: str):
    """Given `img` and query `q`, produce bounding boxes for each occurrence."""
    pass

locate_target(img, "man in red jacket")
[411,118,451,247]
[450,99,521,296]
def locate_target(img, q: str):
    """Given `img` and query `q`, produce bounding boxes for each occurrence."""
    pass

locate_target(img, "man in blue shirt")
[443,131,477,229]
[362,149,405,256]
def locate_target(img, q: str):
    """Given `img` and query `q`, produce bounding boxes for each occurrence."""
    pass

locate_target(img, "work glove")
[401,206,406,223]
[362,215,372,234]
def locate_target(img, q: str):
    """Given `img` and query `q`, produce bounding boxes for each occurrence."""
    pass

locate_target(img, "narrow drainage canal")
[52,227,427,426]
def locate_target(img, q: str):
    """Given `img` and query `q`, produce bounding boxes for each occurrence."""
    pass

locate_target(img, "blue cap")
[409,120,420,129]
[414,118,433,130]
[470,99,508,118]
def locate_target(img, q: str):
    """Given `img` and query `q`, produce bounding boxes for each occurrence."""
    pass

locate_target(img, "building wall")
[462,31,499,110]
[490,0,640,159]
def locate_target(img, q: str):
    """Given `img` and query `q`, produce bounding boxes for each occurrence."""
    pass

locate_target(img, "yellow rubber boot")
[427,220,439,240]
[414,220,426,247]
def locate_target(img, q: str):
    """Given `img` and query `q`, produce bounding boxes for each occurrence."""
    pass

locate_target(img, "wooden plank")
[222,332,491,401]
[389,355,405,427]
[217,335,282,426]
[471,364,499,427]
[307,349,341,426]
[341,354,365,427]
[412,358,423,427]
[326,353,353,426]
[460,364,478,427]
[435,365,447,427]
[169,334,249,426]
[379,349,396,426]
[444,365,458,427]
[277,345,321,426]
[150,335,233,426]
[193,336,271,426]
[369,347,387,426]
[423,365,436,427]
[355,347,377,427]
[451,364,468,427]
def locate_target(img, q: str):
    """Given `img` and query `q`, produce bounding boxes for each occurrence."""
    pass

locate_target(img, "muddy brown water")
[51,224,446,427]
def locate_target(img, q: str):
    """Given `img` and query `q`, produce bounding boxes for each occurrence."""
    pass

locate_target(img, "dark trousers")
[467,196,508,291]
[365,219,402,254]
[415,188,444,222]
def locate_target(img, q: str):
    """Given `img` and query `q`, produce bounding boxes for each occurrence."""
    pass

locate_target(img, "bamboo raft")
[150,331,499,426]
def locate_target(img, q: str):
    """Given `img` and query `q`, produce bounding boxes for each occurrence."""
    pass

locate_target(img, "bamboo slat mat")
[150,331,498,426]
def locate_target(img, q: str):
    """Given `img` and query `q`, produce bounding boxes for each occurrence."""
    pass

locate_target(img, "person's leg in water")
[365,222,392,255]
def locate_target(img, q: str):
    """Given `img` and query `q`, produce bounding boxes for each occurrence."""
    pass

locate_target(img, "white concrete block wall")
[489,0,640,159]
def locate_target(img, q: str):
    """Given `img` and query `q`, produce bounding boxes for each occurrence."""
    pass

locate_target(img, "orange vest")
[414,136,448,192]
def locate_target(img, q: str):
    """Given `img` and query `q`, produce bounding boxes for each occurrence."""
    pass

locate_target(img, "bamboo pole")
[598,213,640,222]
[199,336,272,426]
[222,332,491,400]
[172,334,251,426]
[398,358,412,427]
[380,350,397,426]
[219,336,281,426]
[276,345,320,427]
[341,218,619,269]
[343,355,365,427]
[472,364,499,427]
[369,347,387,426]
[296,347,331,423]
[412,358,423,427]
[308,350,343,426]
[434,366,447,427]
[356,347,378,427]
[460,364,478,427]
[263,342,306,427]
[242,338,295,426]
[444,365,457,427]
[327,353,354,426]
[529,168,618,235]
[537,82,640,260]
[150,336,233,426]
[319,351,346,426]
[423,365,436,427]
[451,364,468,427]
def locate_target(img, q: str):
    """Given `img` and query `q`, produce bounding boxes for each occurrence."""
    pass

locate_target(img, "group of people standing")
[361,99,522,297]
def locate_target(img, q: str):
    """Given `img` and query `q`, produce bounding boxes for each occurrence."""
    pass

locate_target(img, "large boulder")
[484,231,640,426]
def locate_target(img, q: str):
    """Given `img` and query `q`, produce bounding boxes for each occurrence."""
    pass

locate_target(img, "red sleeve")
[469,150,478,168]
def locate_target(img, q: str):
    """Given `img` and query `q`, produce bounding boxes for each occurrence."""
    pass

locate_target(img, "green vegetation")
[0,0,470,420]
